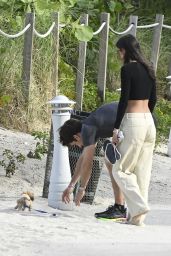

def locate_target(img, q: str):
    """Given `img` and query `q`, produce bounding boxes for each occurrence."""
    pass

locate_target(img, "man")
[59,102,127,220]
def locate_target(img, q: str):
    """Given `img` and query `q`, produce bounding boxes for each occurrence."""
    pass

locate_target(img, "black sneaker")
[95,204,127,220]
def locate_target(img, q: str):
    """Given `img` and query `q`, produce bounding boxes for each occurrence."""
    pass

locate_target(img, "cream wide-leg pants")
[112,113,156,217]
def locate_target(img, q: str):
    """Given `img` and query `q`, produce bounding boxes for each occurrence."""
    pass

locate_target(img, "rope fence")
[0,12,171,107]
[34,22,55,38]
[0,23,31,38]
[163,24,171,29]
[137,23,159,28]
[1,20,171,39]
[110,24,133,35]
[93,22,106,35]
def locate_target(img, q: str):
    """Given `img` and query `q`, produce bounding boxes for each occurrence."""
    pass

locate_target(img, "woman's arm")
[148,80,157,112]
[114,65,131,129]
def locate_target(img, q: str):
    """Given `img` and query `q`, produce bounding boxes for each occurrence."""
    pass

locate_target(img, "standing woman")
[112,34,157,226]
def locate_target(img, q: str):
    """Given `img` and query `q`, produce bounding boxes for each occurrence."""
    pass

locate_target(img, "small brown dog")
[15,191,34,211]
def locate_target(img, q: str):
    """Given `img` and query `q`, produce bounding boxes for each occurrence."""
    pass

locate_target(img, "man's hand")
[62,186,73,204]
[74,188,85,206]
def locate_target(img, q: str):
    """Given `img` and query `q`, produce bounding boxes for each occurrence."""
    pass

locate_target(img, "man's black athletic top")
[81,102,118,147]
[114,62,157,129]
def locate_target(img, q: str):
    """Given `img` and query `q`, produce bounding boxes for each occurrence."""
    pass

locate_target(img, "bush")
[155,98,171,144]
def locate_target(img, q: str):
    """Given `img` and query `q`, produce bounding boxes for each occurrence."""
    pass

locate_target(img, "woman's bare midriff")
[126,99,150,113]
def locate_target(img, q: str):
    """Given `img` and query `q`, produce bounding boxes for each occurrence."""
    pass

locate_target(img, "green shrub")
[155,99,171,144]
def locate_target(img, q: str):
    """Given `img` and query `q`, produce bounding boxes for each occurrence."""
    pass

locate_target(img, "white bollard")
[48,95,75,210]
[168,128,171,157]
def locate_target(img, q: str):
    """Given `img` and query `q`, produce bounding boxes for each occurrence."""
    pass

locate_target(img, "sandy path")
[0,127,171,256]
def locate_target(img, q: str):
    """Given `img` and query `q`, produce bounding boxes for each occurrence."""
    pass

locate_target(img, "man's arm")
[69,153,83,186]
[62,145,96,204]
[62,153,83,204]
[79,145,96,188]
[74,144,96,206]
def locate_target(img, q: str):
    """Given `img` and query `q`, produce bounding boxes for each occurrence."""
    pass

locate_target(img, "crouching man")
[58,102,126,220]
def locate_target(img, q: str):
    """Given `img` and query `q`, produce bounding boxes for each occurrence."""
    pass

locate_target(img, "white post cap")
[48,95,75,105]
[166,75,171,80]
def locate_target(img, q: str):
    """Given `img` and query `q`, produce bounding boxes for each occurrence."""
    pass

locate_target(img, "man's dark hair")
[59,119,82,146]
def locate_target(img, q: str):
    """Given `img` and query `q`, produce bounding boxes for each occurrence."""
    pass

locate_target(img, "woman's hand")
[112,129,119,145]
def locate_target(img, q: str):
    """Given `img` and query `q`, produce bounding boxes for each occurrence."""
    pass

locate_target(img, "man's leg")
[105,159,125,205]
[94,160,126,219]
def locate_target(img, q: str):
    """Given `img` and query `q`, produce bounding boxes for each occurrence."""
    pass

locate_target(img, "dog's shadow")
[0,207,74,218]
[0,208,54,218]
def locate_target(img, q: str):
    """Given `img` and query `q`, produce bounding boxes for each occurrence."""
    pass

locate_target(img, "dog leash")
[33,209,57,216]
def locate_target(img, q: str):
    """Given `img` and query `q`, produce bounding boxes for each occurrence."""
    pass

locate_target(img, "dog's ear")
[30,194,34,201]
[27,191,34,201]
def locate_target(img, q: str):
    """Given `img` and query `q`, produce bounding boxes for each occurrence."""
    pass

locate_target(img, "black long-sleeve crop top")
[114,62,157,129]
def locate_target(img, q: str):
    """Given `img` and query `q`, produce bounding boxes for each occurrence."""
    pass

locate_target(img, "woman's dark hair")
[59,119,82,146]
[116,34,155,80]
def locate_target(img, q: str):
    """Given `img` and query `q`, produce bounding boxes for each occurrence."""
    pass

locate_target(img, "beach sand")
[0,127,171,256]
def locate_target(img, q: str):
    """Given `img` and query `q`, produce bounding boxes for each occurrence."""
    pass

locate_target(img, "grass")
[0,15,171,144]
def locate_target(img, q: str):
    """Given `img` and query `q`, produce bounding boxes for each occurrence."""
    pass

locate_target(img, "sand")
[0,127,171,256]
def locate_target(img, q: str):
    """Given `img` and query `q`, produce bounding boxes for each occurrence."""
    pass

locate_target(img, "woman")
[112,34,157,226]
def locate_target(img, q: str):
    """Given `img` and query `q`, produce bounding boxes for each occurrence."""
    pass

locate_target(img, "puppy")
[15,191,34,211]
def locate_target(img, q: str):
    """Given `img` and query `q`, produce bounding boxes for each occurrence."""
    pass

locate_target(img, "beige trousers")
[112,113,156,217]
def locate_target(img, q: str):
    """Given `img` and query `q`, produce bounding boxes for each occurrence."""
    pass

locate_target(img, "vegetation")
[0,0,171,143]
[27,131,49,159]
[155,99,171,144]
[0,149,26,178]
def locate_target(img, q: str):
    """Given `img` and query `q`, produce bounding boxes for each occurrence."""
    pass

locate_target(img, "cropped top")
[114,62,157,129]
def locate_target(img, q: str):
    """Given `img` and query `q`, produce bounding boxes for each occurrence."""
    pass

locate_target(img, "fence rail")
[34,22,55,38]
[0,12,171,105]
[0,23,31,38]
[109,24,133,35]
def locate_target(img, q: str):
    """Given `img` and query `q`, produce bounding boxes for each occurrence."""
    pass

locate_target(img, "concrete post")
[48,95,75,210]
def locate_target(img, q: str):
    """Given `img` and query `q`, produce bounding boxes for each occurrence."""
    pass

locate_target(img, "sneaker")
[95,204,127,220]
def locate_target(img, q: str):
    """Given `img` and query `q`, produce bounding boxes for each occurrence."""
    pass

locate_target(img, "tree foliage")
[0,0,171,143]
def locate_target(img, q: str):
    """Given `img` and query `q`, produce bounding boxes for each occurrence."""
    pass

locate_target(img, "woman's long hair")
[116,34,156,80]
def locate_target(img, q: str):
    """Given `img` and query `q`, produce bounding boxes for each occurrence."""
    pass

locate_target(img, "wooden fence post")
[97,12,110,102]
[22,12,35,100]
[75,14,89,111]
[151,14,164,73]
[42,125,54,198]
[166,56,171,101]
[169,56,171,76]
[128,15,138,37]
[52,12,59,95]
